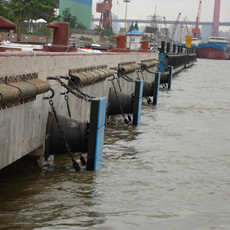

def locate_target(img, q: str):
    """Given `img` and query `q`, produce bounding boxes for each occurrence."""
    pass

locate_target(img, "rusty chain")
[111,79,131,125]
[48,99,81,171]
[47,76,95,102]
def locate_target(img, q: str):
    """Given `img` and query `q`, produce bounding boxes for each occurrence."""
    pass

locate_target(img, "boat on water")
[197,36,229,60]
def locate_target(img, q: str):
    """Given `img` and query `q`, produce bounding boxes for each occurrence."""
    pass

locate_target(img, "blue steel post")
[87,97,107,171]
[158,54,166,73]
[168,66,173,89]
[132,80,143,126]
[158,41,166,73]
[184,49,188,68]
[153,72,160,105]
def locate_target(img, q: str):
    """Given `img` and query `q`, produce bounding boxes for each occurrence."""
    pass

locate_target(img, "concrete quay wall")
[0,51,158,170]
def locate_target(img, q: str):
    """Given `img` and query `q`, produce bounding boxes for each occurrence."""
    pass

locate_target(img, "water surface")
[0,59,230,230]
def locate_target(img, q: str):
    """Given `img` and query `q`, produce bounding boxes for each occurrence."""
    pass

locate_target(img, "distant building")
[59,0,92,29]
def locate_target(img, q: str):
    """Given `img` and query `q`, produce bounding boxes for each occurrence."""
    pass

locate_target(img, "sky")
[92,0,230,23]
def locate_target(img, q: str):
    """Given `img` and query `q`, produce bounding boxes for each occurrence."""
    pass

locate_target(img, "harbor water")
[0,59,230,230]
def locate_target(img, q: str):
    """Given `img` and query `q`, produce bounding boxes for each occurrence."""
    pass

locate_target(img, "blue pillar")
[168,66,173,89]
[87,97,107,171]
[133,80,143,126]
[153,72,160,105]
[158,53,166,73]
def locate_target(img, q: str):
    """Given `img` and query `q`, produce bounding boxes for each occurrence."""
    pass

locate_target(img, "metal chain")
[64,94,72,118]
[116,77,122,92]
[69,77,96,99]
[136,71,141,80]
[48,76,95,102]
[116,76,132,122]
[159,60,170,68]
[49,99,81,171]
[139,70,152,104]
[119,73,137,83]
[111,80,130,125]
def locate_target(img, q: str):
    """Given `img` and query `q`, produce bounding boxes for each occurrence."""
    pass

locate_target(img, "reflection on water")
[1,59,230,230]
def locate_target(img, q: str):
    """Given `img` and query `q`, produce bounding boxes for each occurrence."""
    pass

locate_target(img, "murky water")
[1,59,230,230]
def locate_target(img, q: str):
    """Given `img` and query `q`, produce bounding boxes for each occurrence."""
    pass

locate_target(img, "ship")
[197,36,229,60]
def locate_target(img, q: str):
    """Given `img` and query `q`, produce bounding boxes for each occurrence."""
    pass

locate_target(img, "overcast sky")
[92,0,230,23]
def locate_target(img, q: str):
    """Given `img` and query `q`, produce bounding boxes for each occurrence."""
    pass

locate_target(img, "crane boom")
[192,0,202,38]
[184,17,190,34]
[171,13,181,41]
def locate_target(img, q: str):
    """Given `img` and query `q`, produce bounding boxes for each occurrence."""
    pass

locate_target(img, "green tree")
[128,21,134,32]
[142,34,149,41]
[76,23,87,30]
[104,24,115,37]
[134,21,139,31]
[0,0,15,21]
[6,0,57,22]
[62,8,77,29]
[94,25,104,39]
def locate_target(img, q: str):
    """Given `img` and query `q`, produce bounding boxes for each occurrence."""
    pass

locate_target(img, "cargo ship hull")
[197,46,229,60]
[197,38,229,60]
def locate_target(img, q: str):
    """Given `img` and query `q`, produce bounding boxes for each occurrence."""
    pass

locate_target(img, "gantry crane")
[96,0,113,29]
[192,0,202,38]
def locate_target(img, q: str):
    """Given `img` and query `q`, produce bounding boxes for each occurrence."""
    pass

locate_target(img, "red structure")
[45,22,77,52]
[138,40,150,52]
[108,35,130,52]
[96,0,113,29]
[47,22,69,46]
[0,16,16,30]
[140,40,148,50]
[192,0,202,38]
[212,0,221,36]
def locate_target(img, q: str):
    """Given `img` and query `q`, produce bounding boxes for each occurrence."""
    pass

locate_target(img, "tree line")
[0,0,86,30]
[0,0,57,22]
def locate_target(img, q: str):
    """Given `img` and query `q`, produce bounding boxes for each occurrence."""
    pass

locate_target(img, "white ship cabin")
[208,37,228,43]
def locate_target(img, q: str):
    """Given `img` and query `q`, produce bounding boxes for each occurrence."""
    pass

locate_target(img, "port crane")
[192,0,202,38]
[184,17,191,35]
[171,12,181,41]
[96,0,113,29]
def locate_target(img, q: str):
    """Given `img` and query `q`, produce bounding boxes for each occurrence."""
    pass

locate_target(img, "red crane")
[96,0,113,29]
[192,0,202,38]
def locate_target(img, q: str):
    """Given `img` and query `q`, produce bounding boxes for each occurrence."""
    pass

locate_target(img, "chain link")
[49,99,81,171]
[138,70,152,104]
[69,78,96,100]
[111,80,131,125]
[49,76,95,102]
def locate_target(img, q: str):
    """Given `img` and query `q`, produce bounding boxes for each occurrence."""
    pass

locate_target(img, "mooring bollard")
[173,44,176,53]
[87,97,107,171]
[166,42,170,53]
